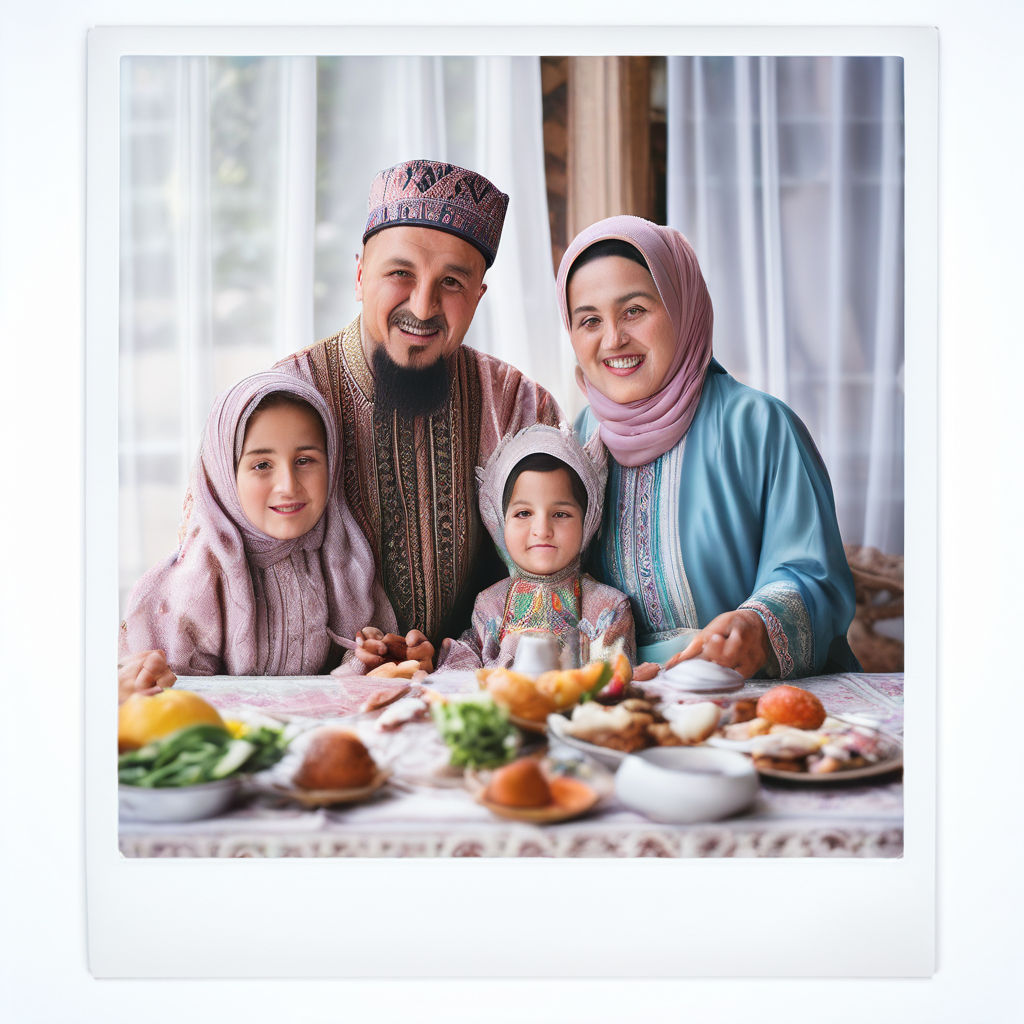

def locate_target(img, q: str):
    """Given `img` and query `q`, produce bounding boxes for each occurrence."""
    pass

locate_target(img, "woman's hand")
[353,627,435,673]
[118,650,176,703]
[667,610,774,680]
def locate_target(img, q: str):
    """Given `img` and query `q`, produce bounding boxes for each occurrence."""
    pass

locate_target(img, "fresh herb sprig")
[431,694,517,769]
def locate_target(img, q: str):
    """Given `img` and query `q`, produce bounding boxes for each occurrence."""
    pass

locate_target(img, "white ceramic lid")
[657,658,746,694]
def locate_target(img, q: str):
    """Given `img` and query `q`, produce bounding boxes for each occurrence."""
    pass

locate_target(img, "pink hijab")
[556,215,714,467]
[120,371,395,675]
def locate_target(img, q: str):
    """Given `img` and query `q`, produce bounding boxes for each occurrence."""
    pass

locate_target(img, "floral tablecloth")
[118,672,904,859]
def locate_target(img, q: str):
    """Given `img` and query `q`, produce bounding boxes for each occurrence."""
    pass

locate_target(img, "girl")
[436,423,635,670]
[119,371,395,696]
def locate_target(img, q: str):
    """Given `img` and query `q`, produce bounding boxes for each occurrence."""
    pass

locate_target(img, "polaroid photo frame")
[85,24,937,978]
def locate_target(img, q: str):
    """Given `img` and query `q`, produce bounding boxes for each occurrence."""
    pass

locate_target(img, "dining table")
[118,670,904,859]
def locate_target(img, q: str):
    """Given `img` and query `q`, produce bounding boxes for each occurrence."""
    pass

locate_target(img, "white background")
[1,1,1021,1021]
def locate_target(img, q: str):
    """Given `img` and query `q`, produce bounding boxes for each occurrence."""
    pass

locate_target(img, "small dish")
[465,755,611,823]
[119,777,242,823]
[260,766,391,807]
[658,659,745,694]
[614,746,758,823]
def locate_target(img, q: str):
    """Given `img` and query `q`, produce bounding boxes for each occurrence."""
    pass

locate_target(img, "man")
[277,159,563,668]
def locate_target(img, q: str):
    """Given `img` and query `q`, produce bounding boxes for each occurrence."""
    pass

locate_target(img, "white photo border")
[85,24,937,978]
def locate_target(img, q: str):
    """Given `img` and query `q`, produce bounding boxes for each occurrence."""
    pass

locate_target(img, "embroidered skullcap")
[363,159,509,268]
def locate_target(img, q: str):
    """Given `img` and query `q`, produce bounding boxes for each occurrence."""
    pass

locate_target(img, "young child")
[436,423,636,670]
[118,370,395,698]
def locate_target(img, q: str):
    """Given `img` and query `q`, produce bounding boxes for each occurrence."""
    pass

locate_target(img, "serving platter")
[707,724,903,783]
[753,755,902,783]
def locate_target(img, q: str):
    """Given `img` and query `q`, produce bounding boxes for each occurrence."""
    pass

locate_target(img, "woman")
[119,370,396,694]
[557,215,859,678]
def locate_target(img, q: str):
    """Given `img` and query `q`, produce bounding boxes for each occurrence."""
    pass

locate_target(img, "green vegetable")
[431,694,517,769]
[151,724,231,768]
[209,739,256,780]
[118,721,290,788]
[240,726,292,772]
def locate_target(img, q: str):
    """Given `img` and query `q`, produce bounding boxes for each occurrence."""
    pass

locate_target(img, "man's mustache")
[389,311,446,333]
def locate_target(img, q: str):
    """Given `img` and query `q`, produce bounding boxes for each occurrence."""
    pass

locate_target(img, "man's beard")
[371,345,452,420]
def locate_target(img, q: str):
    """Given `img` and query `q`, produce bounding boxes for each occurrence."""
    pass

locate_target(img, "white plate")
[657,660,746,693]
[753,755,903,783]
[708,726,903,783]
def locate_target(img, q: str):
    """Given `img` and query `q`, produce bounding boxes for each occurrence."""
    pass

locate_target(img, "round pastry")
[293,728,377,790]
[484,758,553,808]
[756,685,826,730]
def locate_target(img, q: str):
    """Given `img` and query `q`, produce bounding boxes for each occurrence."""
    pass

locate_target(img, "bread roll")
[367,659,421,679]
[293,728,377,790]
[756,685,826,730]
[485,758,552,808]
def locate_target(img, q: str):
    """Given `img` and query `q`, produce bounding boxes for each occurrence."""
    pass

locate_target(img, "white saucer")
[657,659,746,694]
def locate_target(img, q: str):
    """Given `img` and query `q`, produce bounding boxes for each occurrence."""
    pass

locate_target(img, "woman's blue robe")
[576,360,860,676]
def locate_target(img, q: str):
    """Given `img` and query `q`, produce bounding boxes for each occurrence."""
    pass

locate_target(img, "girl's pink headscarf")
[556,215,714,467]
[121,371,395,675]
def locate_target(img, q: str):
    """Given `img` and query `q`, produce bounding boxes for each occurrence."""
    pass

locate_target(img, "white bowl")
[119,777,242,823]
[614,746,758,823]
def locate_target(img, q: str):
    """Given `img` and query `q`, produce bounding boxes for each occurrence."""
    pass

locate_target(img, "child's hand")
[404,629,435,673]
[353,627,435,673]
[118,650,176,703]
[352,626,392,671]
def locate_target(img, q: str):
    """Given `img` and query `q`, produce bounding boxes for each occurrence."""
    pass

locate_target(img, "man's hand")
[353,627,435,673]
[118,649,176,703]
[666,609,773,680]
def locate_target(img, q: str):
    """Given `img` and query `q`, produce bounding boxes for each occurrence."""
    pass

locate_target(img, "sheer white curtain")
[119,55,561,612]
[666,56,904,555]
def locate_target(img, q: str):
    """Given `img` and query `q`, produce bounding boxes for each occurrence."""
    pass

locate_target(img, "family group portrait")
[112,50,907,860]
